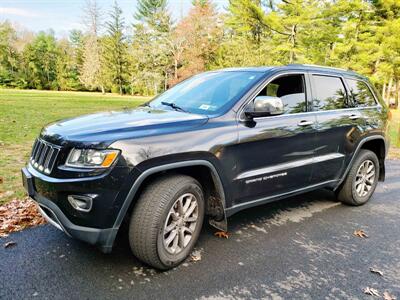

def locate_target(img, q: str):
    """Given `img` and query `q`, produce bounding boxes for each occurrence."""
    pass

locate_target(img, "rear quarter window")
[345,79,377,107]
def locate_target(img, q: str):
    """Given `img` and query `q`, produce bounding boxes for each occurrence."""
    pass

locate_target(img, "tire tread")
[129,175,200,269]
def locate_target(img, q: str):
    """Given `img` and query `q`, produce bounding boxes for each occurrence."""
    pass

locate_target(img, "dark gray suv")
[22,64,389,269]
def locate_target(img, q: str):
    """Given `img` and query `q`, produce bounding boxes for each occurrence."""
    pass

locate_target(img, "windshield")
[149,71,264,115]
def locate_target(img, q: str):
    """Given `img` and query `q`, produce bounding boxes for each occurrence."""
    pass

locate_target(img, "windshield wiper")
[161,101,188,113]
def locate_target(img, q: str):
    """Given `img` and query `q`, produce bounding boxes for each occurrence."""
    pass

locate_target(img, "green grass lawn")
[0,89,148,204]
[388,110,400,148]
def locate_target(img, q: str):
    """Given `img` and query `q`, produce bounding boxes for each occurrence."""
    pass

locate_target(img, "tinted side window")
[312,75,350,110]
[258,74,306,114]
[346,79,376,107]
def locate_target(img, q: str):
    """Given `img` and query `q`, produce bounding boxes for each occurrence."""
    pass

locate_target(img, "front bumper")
[21,167,118,253]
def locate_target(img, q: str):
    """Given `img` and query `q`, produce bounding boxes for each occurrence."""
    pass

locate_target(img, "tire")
[129,174,204,270]
[337,149,379,206]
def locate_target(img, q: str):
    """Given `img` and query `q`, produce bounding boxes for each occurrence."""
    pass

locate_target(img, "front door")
[231,73,317,208]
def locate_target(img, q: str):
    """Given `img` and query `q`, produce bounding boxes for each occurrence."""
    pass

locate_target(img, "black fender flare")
[113,159,228,232]
[335,135,387,190]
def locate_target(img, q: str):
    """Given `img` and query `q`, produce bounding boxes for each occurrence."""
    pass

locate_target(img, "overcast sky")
[0,0,227,37]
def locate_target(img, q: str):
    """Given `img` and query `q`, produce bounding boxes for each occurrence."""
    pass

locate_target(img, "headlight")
[66,149,120,168]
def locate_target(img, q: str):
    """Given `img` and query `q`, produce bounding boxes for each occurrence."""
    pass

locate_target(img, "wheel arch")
[335,135,387,190]
[113,160,228,233]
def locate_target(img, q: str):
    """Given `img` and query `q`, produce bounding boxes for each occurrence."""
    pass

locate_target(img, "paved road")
[1,162,400,300]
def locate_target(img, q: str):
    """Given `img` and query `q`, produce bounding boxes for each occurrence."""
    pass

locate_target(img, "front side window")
[346,79,376,107]
[149,71,264,115]
[312,75,350,110]
[256,74,307,114]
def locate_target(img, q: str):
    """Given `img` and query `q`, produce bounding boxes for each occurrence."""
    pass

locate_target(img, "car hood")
[40,107,209,148]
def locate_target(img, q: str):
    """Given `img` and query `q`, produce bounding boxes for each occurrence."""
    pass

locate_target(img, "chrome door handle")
[349,114,360,120]
[298,120,314,127]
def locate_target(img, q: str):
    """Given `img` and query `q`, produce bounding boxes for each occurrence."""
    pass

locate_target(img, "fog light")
[68,195,93,212]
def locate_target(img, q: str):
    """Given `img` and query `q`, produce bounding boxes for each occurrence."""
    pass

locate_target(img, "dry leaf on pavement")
[191,250,202,262]
[369,267,383,276]
[383,291,396,300]
[364,287,380,297]
[4,241,16,248]
[354,229,368,238]
[0,198,46,237]
[214,231,229,239]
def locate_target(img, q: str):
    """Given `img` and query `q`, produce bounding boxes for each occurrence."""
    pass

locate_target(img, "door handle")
[297,120,314,127]
[348,114,360,120]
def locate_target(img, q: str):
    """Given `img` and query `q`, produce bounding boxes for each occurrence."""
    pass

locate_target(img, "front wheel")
[337,149,379,206]
[129,175,204,270]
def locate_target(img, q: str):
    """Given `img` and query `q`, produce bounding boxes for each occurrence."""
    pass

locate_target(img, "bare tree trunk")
[387,77,393,106]
[174,59,178,80]
[382,82,386,102]
[289,24,297,63]
[101,85,105,94]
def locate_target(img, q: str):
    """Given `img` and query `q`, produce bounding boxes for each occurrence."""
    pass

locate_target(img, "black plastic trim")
[334,135,387,190]
[113,160,227,230]
[32,190,117,253]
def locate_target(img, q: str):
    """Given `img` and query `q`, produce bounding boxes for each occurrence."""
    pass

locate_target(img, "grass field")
[0,89,399,204]
[0,89,148,204]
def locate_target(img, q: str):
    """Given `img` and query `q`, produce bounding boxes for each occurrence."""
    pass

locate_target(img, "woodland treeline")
[0,0,399,105]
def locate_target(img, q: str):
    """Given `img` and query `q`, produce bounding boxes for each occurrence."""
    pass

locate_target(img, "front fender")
[112,159,228,231]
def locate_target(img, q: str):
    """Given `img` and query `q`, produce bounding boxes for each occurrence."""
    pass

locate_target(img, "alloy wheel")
[163,193,199,255]
[354,159,375,197]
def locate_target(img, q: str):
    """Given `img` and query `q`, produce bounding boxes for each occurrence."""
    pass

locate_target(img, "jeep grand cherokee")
[22,64,388,269]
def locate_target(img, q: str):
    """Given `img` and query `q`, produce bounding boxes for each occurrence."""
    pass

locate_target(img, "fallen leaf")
[4,241,16,248]
[191,250,202,262]
[370,267,383,276]
[383,291,396,300]
[364,287,380,297]
[0,198,46,237]
[354,229,368,238]
[214,231,229,239]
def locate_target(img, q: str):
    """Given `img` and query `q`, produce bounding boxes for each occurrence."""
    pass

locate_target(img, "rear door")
[309,73,363,184]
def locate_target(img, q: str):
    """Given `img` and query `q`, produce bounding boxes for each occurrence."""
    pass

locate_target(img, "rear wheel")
[337,149,379,206]
[129,175,204,270]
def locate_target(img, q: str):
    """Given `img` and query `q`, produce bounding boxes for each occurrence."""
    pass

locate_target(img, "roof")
[218,64,366,80]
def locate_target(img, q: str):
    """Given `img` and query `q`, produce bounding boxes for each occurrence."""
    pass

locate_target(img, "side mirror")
[245,96,284,118]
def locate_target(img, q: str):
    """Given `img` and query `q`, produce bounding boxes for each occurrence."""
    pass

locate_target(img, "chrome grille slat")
[30,140,39,161]
[46,148,60,173]
[30,139,60,174]
[34,142,43,162]
[43,148,54,170]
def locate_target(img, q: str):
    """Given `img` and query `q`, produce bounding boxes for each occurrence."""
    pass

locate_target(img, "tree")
[56,36,83,91]
[130,0,173,94]
[102,1,128,95]
[22,31,58,89]
[80,0,105,92]
[173,0,222,83]
[0,21,20,87]
[135,0,171,32]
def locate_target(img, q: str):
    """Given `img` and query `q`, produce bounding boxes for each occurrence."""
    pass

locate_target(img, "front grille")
[30,139,60,174]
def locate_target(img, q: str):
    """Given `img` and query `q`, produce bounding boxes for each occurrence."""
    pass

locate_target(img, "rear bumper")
[22,167,118,253]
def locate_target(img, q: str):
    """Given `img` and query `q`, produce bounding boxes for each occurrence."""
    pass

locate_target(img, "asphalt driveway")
[1,161,400,300]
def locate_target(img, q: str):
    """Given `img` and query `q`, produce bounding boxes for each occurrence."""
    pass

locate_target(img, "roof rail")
[286,63,349,72]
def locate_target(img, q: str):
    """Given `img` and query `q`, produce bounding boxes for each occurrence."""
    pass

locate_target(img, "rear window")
[312,75,350,110]
[345,79,376,107]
